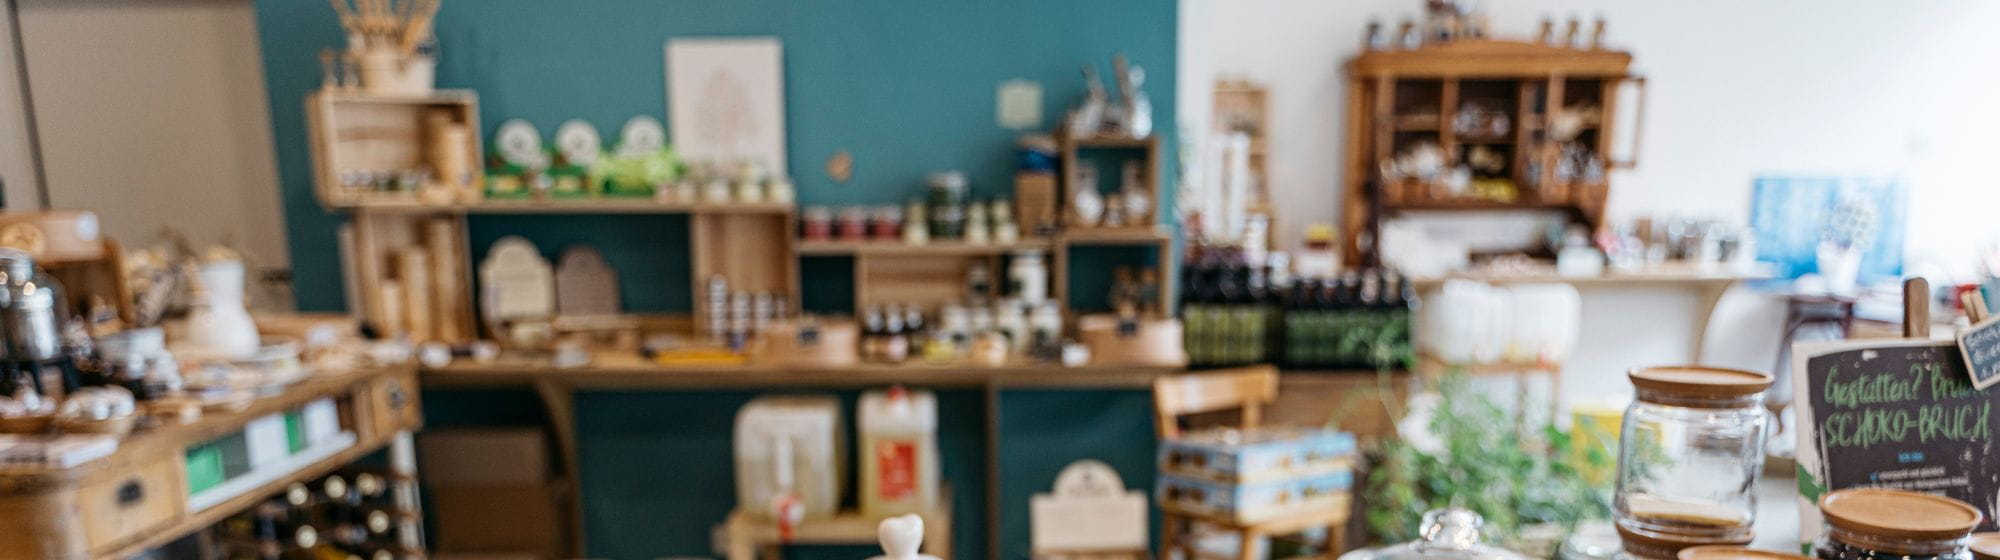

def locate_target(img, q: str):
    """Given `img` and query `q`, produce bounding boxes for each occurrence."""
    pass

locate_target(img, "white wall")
[0,0,41,209]
[1180,0,2000,406]
[13,0,287,272]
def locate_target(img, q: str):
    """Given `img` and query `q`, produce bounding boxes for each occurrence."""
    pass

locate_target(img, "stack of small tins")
[210,469,423,560]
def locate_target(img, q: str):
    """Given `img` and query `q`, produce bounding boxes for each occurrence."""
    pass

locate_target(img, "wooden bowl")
[0,414,53,434]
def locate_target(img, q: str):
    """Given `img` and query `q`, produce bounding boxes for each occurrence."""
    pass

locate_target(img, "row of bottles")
[1281,271,1416,369]
[1180,246,1416,369]
[210,470,421,560]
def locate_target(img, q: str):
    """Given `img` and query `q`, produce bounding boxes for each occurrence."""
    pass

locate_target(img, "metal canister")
[0,251,63,362]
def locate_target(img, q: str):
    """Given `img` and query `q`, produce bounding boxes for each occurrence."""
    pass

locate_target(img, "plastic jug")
[735,396,846,523]
[859,386,940,517]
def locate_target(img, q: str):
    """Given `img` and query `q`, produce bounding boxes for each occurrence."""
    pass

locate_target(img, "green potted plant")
[1357,372,1612,557]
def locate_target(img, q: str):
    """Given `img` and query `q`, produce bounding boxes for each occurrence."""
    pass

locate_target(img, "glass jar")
[1678,546,1813,560]
[871,205,904,241]
[837,206,869,242]
[801,206,834,241]
[1968,533,2000,560]
[1337,509,1531,560]
[927,171,968,240]
[1614,366,1772,559]
[1815,489,1981,560]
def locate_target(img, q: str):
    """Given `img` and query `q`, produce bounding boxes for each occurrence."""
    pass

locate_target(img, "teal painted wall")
[255,0,1178,314]
[423,387,1158,560]
[255,1,1177,558]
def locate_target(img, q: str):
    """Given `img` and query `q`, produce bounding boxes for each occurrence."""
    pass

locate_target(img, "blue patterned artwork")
[1749,177,1906,283]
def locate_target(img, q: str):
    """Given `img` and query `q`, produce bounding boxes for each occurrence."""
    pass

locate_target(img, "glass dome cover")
[1339,509,1532,560]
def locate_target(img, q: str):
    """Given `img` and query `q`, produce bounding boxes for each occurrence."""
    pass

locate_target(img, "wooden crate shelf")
[307,89,482,210]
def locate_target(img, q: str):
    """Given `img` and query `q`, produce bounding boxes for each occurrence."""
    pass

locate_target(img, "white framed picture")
[666,37,787,174]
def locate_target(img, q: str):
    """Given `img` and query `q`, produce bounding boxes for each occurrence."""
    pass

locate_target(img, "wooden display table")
[0,364,422,560]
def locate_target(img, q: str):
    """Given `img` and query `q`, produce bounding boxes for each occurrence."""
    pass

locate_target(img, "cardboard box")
[419,428,548,485]
[431,483,564,556]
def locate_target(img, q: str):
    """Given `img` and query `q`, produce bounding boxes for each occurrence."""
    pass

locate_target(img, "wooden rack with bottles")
[0,365,422,560]
[1338,39,1645,263]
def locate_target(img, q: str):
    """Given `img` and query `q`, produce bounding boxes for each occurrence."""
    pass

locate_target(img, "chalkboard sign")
[1793,339,2000,551]
[1959,317,2000,390]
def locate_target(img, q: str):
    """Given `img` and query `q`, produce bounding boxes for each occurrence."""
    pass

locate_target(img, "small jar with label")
[837,206,869,242]
[871,205,904,241]
[801,206,834,241]
[1815,489,1981,560]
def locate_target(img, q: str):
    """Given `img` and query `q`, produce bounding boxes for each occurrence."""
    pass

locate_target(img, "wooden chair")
[1153,365,1346,560]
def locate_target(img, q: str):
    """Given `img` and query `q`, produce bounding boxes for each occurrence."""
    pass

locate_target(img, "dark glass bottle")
[1284,278,1319,368]
[1215,255,1246,366]
[1244,261,1271,365]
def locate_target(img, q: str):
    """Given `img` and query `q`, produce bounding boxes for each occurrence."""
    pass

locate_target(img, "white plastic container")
[1502,284,1580,365]
[859,387,941,517]
[734,396,846,521]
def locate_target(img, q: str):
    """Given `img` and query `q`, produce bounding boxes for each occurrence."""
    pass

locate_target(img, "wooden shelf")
[1066,135,1158,148]
[796,239,1052,257]
[1385,198,1571,211]
[318,89,478,105]
[721,496,953,560]
[1060,227,1172,245]
[1410,263,1773,288]
[1390,115,1441,131]
[420,353,1184,389]
[465,199,793,215]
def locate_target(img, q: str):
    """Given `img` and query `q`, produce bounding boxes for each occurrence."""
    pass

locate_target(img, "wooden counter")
[0,364,422,560]
[1413,263,1772,362]
[417,356,1397,560]
[423,353,1182,389]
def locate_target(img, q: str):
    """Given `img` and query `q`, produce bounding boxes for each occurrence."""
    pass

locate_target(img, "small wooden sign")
[1958,316,2000,390]
[555,246,620,316]
[1030,460,1147,555]
[478,236,554,321]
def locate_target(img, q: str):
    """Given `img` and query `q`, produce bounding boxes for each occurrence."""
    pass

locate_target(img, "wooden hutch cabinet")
[1339,39,1644,263]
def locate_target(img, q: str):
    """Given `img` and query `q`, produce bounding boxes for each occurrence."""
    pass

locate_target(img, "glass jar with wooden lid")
[1614,366,1773,559]
[1679,546,1814,560]
[1816,489,1982,560]
[1967,533,2000,560]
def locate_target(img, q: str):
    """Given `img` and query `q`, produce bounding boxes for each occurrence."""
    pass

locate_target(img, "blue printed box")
[1158,427,1356,483]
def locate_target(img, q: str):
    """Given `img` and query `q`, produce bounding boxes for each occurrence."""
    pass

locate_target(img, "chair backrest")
[1151,365,1280,439]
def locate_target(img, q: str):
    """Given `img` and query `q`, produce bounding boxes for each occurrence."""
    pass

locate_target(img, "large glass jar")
[1614,366,1772,559]
[1816,489,1981,560]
